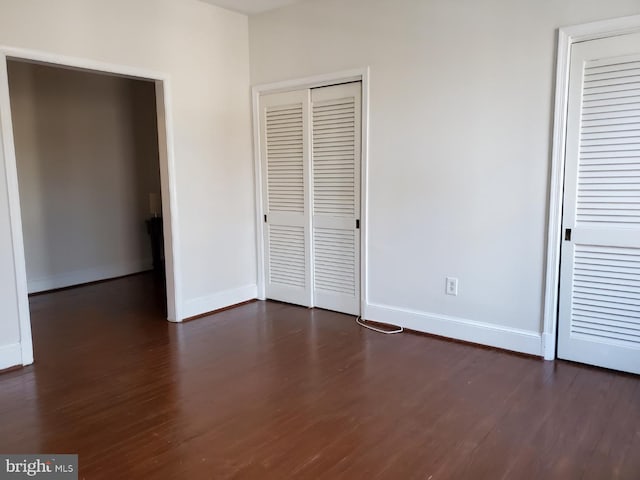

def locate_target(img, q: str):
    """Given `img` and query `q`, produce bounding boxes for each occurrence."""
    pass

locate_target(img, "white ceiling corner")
[199,0,308,15]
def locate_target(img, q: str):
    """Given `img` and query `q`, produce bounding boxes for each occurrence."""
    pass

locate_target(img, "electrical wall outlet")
[445,277,458,296]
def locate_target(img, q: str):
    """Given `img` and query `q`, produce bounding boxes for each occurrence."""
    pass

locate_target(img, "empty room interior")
[7,60,166,301]
[0,0,639,478]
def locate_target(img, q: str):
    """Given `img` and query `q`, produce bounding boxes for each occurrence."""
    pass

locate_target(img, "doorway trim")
[251,68,370,312]
[0,46,183,366]
[543,14,640,361]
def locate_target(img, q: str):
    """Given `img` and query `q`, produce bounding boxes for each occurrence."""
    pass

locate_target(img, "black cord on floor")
[355,316,403,334]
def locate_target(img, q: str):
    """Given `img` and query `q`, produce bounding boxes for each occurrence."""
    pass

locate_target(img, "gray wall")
[8,61,161,292]
[249,0,640,341]
[0,0,253,368]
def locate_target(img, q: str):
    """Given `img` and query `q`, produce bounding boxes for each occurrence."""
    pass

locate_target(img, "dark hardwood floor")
[0,273,639,479]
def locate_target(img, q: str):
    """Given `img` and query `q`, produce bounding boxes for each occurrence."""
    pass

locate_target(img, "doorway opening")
[0,50,180,366]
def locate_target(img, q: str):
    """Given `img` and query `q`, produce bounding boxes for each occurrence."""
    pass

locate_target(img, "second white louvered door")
[259,83,361,315]
[311,83,361,315]
[261,90,312,307]
[558,32,640,374]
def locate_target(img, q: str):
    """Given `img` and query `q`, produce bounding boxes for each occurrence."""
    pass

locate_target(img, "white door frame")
[0,46,184,366]
[252,68,370,313]
[543,14,640,361]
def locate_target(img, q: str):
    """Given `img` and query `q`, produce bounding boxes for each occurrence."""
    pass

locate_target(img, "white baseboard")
[181,284,258,320]
[27,259,153,294]
[364,302,543,357]
[542,332,556,360]
[0,343,22,370]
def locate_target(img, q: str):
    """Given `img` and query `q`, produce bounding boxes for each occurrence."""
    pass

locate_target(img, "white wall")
[8,61,161,293]
[0,0,255,368]
[249,0,640,355]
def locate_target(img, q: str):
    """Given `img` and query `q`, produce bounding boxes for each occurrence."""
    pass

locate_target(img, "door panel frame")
[252,69,370,314]
[544,15,640,361]
[260,90,312,307]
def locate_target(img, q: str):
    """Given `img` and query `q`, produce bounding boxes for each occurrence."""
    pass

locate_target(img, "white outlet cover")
[446,277,458,296]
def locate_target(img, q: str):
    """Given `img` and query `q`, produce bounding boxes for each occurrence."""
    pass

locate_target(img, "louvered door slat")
[266,102,304,214]
[312,96,356,216]
[571,246,640,348]
[577,55,640,227]
[311,83,361,315]
[558,32,640,375]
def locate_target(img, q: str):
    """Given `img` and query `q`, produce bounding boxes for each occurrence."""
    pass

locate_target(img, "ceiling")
[200,0,307,15]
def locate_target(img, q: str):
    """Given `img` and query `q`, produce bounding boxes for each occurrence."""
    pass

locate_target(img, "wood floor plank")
[0,273,638,479]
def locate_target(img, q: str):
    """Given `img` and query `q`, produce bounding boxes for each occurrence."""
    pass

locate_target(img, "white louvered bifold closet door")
[261,90,312,307]
[558,32,640,374]
[310,83,361,315]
